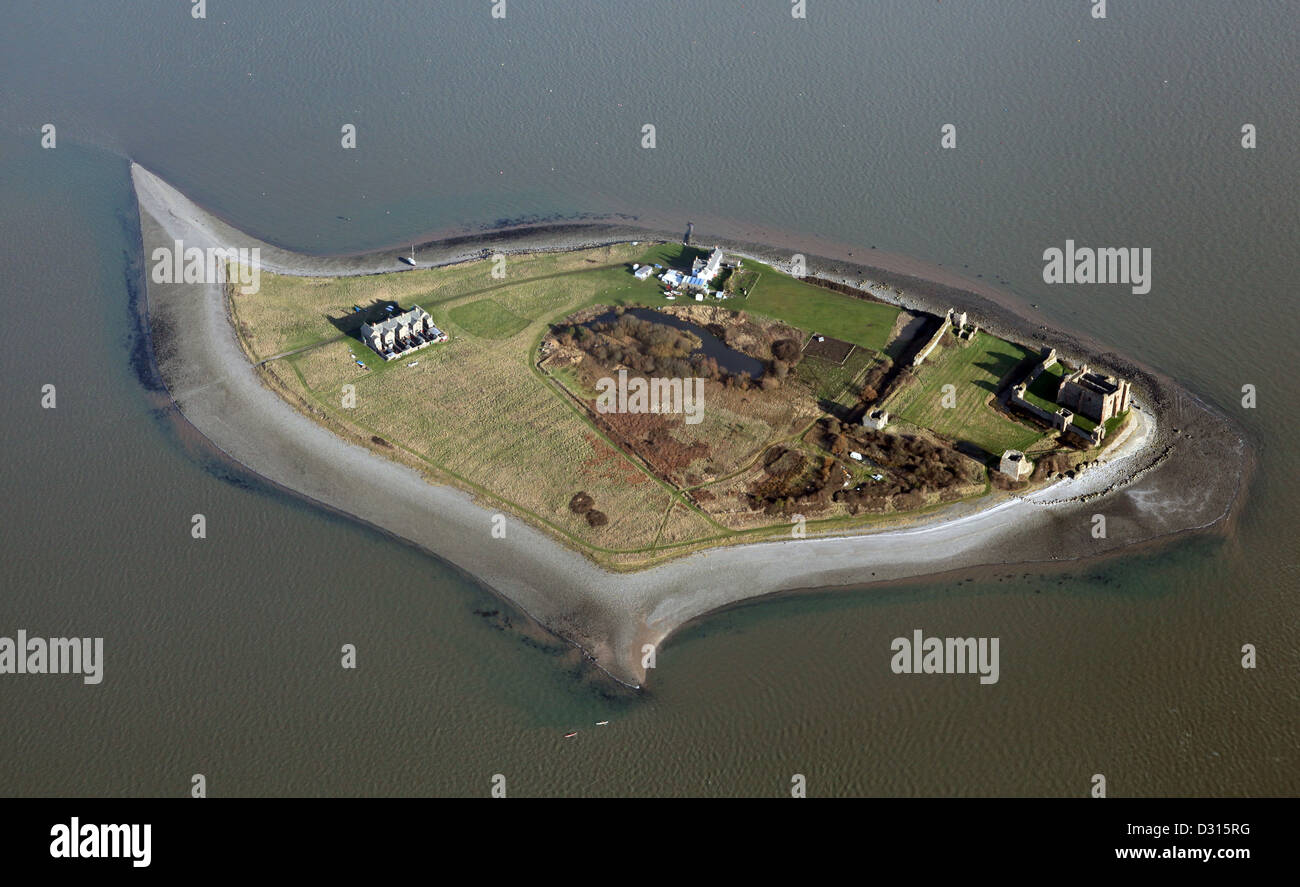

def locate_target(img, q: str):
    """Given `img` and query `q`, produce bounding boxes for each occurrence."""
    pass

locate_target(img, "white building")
[691,247,725,282]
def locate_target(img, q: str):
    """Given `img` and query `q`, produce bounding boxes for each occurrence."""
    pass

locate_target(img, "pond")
[585,307,767,379]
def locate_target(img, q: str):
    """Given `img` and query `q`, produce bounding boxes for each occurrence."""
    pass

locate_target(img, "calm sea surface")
[1,0,1295,796]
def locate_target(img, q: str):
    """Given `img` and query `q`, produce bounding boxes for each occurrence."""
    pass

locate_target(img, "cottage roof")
[362,306,431,336]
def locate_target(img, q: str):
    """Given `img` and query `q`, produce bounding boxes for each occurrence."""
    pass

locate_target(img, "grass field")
[230,244,643,361]
[884,331,1043,457]
[740,258,901,352]
[447,298,528,338]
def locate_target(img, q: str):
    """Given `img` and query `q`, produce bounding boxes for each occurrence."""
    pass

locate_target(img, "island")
[130,163,1250,688]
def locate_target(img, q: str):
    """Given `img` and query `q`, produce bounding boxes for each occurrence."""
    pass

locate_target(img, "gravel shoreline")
[131,163,1249,688]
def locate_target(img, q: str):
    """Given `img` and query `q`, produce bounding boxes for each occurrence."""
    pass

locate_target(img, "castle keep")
[1056,365,1131,424]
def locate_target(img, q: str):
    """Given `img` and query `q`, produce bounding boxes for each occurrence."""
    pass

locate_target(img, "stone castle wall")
[911,317,949,367]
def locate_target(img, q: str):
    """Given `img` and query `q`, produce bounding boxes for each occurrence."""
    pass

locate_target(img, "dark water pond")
[586,307,766,378]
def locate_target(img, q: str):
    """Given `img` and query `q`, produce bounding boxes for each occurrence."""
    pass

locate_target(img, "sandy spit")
[130,163,1249,689]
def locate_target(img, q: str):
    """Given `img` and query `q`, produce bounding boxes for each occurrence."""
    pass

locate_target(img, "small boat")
[596,721,609,726]
[563,731,578,739]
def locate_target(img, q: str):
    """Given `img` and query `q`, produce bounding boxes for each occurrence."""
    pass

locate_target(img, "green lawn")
[885,331,1044,457]
[633,242,694,269]
[740,259,901,352]
[1072,413,1099,433]
[448,298,529,339]
[1023,361,1066,413]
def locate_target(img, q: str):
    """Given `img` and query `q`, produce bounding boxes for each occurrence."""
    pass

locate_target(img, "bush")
[772,338,802,362]
[585,509,609,527]
[892,490,928,510]
[568,492,594,514]
[991,473,1027,491]
[1031,453,1071,481]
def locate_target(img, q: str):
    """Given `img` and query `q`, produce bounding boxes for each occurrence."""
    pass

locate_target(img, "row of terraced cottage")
[360,306,449,360]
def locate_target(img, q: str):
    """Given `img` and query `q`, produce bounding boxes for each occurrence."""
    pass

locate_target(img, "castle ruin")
[1057,365,1131,424]
[863,408,890,431]
[912,308,979,367]
[1005,346,1128,447]
[999,449,1032,480]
